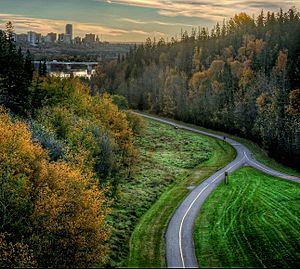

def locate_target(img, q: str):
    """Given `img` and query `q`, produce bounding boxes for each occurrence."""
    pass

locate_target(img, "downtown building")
[65,24,73,44]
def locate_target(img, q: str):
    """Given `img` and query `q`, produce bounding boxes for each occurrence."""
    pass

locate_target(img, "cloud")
[0,13,126,36]
[106,0,299,21]
[118,17,195,27]
[0,13,168,41]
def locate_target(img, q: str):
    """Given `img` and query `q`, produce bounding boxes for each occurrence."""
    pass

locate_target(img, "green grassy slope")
[137,112,300,177]
[194,167,300,268]
[109,118,230,266]
[127,120,235,267]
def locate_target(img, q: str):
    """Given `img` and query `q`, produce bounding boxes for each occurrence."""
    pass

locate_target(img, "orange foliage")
[0,107,48,219]
[32,161,110,267]
[239,67,254,89]
[285,89,300,115]
[189,71,207,95]
[207,60,225,76]
[223,46,234,59]
[256,94,267,107]
[230,60,244,78]
[0,108,111,267]
[91,93,135,157]
[255,39,265,54]
[238,46,246,58]
[274,50,288,74]
[211,80,223,94]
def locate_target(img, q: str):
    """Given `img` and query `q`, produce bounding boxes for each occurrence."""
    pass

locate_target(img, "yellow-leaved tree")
[31,162,110,268]
[0,108,111,267]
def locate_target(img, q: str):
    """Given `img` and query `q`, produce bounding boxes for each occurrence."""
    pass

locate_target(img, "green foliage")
[0,25,33,116]
[28,120,66,161]
[109,7,300,171]
[125,111,146,135]
[0,109,111,268]
[29,77,136,188]
[0,233,37,268]
[194,167,300,268]
[112,94,129,110]
[106,118,230,267]
[127,119,236,268]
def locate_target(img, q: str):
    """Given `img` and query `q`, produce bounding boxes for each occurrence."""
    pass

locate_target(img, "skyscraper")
[45,32,57,43]
[65,24,73,41]
[27,31,41,45]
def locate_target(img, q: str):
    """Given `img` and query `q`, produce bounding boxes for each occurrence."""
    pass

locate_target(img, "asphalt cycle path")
[134,112,300,268]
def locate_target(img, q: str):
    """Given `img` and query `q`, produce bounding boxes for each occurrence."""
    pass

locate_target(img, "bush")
[28,120,66,161]
[125,111,146,136]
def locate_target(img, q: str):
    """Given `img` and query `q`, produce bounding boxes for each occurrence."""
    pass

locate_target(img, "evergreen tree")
[0,23,33,115]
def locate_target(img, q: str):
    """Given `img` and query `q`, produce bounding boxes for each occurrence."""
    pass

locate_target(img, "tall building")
[73,36,82,45]
[58,33,65,43]
[16,34,28,43]
[65,24,73,40]
[64,34,72,44]
[83,33,96,44]
[45,32,57,43]
[27,31,41,45]
[36,33,42,43]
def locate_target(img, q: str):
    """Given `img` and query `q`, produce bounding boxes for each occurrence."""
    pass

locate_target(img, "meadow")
[126,119,235,267]
[194,167,300,268]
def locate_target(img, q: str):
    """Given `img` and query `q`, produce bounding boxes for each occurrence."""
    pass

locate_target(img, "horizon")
[0,0,299,42]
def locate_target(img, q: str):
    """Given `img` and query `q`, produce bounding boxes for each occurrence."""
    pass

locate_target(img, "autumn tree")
[31,162,110,268]
[0,108,111,267]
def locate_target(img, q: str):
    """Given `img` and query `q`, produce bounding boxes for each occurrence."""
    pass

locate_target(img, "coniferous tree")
[0,23,33,115]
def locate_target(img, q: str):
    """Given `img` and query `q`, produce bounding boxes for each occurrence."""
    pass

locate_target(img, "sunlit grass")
[194,167,300,268]
[136,112,300,178]
[126,119,235,267]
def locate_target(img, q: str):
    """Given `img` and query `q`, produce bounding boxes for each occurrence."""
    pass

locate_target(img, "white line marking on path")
[179,155,246,267]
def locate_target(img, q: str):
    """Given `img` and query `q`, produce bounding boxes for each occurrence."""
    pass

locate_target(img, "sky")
[0,0,299,42]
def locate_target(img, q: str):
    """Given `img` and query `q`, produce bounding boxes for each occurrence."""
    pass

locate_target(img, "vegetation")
[1,21,233,267]
[1,6,300,268]
[194,167,300,268]
[0,23,135,267]
[138,112,300,177]
[96,7,300,171]
[0,22,33,116]
[127,120,235,267]
[106,118,233,266]
[0,109,110,267]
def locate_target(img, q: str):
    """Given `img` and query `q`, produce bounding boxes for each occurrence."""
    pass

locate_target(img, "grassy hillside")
[126,119,235,267]
[138,112,300,178]
[194,167,300,268]
[107,118,235,266]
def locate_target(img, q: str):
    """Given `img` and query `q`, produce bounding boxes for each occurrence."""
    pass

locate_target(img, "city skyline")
[0,0,299,42]
[23,24,103,46]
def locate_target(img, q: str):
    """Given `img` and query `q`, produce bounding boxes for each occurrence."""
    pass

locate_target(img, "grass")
[126,120,236,268]
[136,111,300,178]
[194,167,300,268]
[106,118,235,267]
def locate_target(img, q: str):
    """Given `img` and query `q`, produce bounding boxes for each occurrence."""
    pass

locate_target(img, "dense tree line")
[0,22,33,116]
[0,23,141,267]
[98,7,300,170]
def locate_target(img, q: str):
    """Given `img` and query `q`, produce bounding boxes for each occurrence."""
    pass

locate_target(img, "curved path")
[135,112,300,268]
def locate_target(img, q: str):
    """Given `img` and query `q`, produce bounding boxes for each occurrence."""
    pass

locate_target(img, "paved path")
[134,112,300,268]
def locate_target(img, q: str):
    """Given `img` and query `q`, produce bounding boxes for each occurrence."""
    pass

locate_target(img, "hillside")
[94,7,300,171]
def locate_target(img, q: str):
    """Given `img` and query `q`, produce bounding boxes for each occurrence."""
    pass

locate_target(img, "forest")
[0,6,300,268]
[94,7,300,171]
[0,23,141,267]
